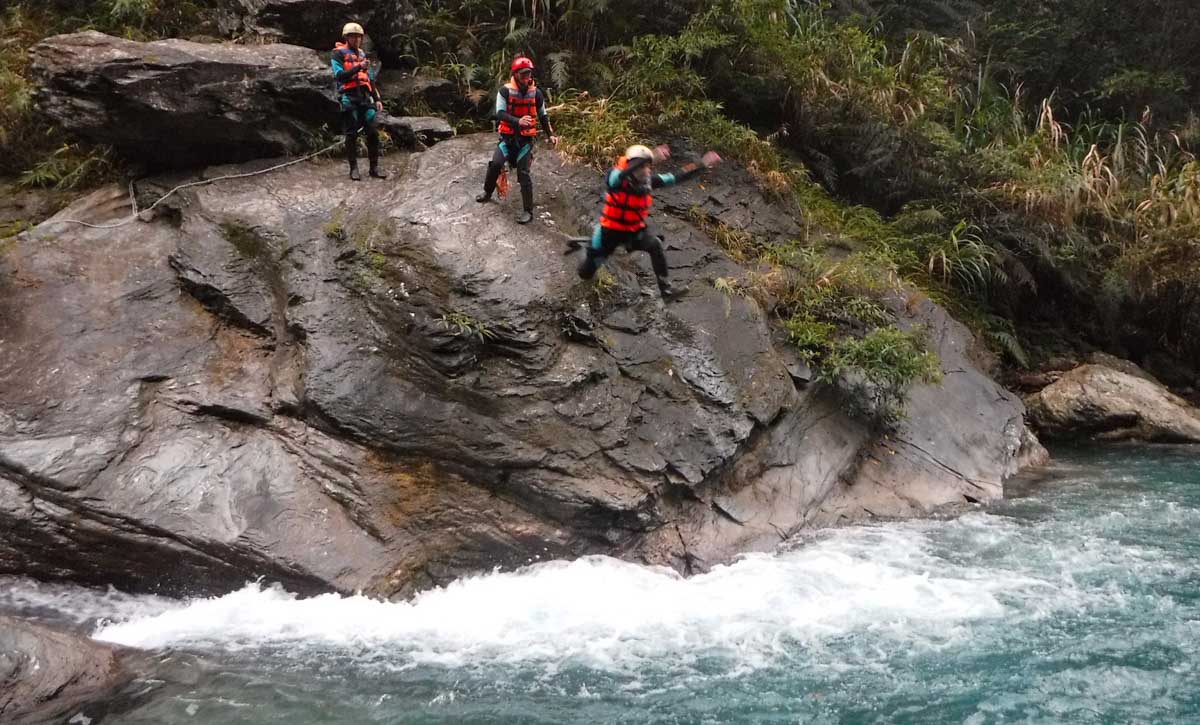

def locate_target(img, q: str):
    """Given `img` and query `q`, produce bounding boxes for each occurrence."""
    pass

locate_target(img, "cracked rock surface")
[0,134,1044,598]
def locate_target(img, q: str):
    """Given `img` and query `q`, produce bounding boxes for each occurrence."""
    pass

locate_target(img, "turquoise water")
[3,446,1198,724]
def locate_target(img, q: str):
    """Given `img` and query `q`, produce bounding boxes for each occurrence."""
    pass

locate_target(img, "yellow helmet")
[625,145,654,162]
[342,22,365,37]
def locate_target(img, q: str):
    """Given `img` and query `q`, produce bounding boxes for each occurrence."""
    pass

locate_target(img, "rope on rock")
[41,140,345,230]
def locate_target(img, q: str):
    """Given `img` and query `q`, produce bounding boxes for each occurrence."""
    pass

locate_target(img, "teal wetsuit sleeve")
[495,89,507,116]
[651,163,700,189]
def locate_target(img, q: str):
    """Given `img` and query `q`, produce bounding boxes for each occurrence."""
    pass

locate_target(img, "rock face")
[0,616,127,723]
[1085,351,1161,384]
[0,134,1044,598]
[216,0,415,54]
[32,32,336,169]
[377,114,455,147]
[377,70,460,111]
[1026,364,1200,442]
[31,32,456,171]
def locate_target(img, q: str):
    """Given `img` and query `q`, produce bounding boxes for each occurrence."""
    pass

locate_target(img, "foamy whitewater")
[3,445,1198,723]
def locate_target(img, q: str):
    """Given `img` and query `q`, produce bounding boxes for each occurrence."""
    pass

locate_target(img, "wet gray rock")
[0,134,1044,597]
[1026,364,1200,443]
[216,0,415,53]
[31,32,455,171]
[0,616,127,723]
[1085,351,1160,384]
[31,32,337,169]
[377,114,455,147]
[378,70,459,111]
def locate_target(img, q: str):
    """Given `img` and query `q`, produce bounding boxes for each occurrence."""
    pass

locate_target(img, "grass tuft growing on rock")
[18,144,116,191]
[591,267,616,299]
[691,201,942,426]
[439,311,496,342]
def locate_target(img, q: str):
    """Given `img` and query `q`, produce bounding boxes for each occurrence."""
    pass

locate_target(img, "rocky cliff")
[1,32,1046,599]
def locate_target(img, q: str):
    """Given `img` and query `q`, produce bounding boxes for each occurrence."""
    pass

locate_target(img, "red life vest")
[600,157,653,232]
[334,43,373,94]
[497,80,539,137]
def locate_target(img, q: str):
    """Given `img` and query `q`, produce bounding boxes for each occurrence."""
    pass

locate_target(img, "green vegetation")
[18,144,115,190]
[591,267,616,298]
[1,1,215,180]
[439,311,497,342]
[693,206,939,425]
[399,0,1199,373]
[322,209,349,243]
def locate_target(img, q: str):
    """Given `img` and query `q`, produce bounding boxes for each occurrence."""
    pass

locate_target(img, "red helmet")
[511,56,534,74]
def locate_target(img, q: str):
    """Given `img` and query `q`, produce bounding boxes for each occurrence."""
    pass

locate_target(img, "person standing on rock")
[331,22,387,181]
[576,144,721,299]
[475,56,559,225]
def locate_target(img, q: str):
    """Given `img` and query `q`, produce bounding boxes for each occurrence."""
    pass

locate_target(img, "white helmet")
[625,145,654,162]
[342,22,365,37]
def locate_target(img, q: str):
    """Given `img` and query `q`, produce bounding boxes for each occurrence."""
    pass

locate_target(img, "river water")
[3,446,1198,724]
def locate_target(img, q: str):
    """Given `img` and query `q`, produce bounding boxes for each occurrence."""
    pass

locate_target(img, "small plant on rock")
[18,144,114,191]
[323,209,348,243]
[592,267,616,298]
[439,311,497,343]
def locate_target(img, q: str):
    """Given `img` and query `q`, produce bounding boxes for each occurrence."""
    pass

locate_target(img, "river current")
[2,445,1198,723]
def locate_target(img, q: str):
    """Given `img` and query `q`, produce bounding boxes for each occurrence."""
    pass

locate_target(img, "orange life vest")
[497,79,539,137]
[334,43,373,94]
[600,157,653,232]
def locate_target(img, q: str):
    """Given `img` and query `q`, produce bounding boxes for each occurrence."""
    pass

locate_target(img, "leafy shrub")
[18,144,115,190]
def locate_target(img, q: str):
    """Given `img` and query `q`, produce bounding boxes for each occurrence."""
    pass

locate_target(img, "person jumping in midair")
[577,144,721,299]
[475,56,559,224]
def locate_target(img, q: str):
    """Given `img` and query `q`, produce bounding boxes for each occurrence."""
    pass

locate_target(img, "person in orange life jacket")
[331,22,386,181]
[475,56,559,225]
[578,144,722,299]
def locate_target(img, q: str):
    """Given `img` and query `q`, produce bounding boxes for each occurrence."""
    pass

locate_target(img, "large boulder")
[377,69,460,112]
[0,616,128,723]
[31,32,455,171]
[1026,364,1200,442]
[0,134,1044,597]
[31,32,336,169]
